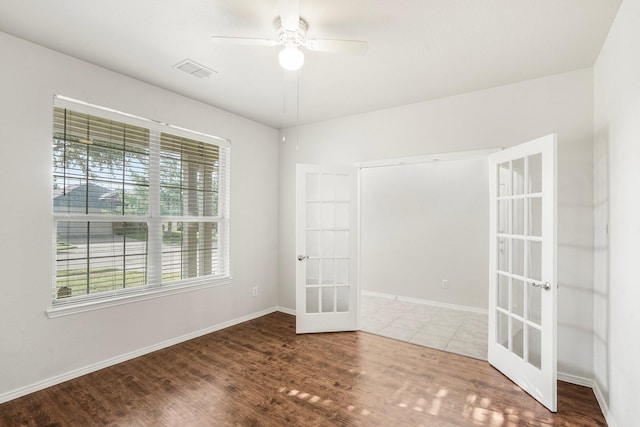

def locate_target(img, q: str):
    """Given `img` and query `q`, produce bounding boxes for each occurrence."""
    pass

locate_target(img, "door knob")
[530,281,552,291]
[297,255,309,261]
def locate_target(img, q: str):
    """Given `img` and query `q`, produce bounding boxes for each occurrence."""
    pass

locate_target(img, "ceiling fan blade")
[278,0,300,31]
[305,39,369,55]
[211,36,279,47]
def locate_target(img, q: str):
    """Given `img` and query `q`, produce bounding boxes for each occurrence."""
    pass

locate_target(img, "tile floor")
[360,293,489,360]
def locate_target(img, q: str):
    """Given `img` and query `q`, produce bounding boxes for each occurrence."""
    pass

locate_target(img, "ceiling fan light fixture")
[279,46,304,70]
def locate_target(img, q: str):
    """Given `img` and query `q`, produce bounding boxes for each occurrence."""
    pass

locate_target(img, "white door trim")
[354,148,501,169]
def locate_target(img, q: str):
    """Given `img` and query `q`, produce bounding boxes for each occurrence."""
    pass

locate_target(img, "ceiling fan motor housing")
[275,17,308,47]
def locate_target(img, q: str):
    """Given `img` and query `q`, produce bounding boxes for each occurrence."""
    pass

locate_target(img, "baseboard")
[362,290,488,315]
[592,381,617,427]
[557,372,593,387]
[277,306,296,316]
[0,306,280,405]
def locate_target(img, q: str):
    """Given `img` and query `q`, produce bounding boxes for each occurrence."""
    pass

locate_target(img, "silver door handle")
[297,255,309,261]
[530,281,552,291]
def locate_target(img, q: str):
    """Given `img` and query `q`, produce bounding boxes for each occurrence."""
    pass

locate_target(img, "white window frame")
[47,95,231,318]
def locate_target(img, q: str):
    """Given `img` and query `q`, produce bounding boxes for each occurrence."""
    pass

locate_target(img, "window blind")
[52,97,230,305]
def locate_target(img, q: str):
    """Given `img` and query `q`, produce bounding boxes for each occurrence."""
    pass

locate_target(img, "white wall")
[360,157,488,308]
[0,32,279,400]
[279,69,595,378]
[593,0,640,425]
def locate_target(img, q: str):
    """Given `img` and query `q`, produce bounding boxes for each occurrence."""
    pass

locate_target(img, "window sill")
[46,278,232,319]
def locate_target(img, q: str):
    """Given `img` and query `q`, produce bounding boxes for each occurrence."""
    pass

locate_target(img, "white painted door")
[488,134,557,411]
[296,164,358,333]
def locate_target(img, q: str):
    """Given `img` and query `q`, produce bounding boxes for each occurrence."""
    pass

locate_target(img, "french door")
[295,164,358,334]
[488,134,557,411]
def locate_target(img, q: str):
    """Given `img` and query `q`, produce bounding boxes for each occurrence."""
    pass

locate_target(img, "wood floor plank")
[0,312,606,426]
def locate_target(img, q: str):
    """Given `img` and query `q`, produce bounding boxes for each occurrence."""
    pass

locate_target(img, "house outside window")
[52,96,230,305]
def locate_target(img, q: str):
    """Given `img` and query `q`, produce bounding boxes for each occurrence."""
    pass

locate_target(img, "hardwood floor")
[0,312,605,426]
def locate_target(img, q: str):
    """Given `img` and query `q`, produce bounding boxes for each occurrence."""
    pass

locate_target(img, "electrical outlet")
[442,280,448,289]
[252,286,258,297]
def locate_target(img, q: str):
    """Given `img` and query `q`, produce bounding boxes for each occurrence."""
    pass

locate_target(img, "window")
[52,96,230,307]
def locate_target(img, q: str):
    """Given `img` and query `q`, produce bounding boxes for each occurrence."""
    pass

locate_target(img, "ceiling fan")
[211,0,368,70]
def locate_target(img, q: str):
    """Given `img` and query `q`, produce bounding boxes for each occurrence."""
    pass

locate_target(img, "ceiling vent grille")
[173,59,216,79]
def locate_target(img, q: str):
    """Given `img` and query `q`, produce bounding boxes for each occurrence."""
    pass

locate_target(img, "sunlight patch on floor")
[278,386,372,417]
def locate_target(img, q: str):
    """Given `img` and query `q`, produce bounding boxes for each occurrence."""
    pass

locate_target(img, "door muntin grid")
[495,153,544,370]
[304,172,350,314]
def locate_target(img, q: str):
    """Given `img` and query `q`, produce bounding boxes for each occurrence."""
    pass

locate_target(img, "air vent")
[173,59,216,79]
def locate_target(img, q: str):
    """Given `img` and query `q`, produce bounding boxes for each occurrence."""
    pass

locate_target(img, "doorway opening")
[358,150,495,359]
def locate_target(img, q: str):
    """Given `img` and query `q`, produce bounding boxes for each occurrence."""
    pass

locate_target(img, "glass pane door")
[296,165,358,333]
[488,134,557,412]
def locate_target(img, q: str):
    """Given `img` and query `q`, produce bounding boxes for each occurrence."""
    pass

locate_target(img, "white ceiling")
[0,0,621,129]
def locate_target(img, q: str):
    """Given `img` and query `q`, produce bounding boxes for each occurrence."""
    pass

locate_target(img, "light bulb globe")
[278,46,304,70]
